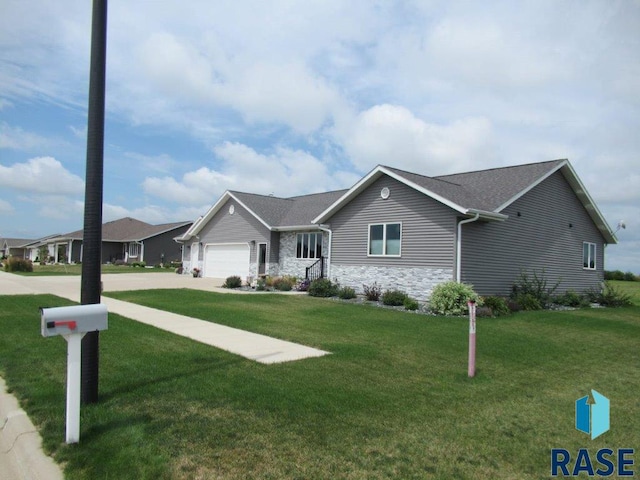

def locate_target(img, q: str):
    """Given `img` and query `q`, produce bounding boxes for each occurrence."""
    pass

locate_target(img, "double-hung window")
[369,223,401,256]
[296,233,322,259]
[583,242,596,270]
[128,243,140,258]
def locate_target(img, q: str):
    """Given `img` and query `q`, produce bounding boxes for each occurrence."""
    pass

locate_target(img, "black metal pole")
[81,0,107,405]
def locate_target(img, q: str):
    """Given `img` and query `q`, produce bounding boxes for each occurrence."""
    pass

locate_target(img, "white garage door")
[204,243,250,279]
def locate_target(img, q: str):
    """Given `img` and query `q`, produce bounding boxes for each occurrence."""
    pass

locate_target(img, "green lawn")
[9,263,177,276]
[0,290,638,479]
[610,279,640,306]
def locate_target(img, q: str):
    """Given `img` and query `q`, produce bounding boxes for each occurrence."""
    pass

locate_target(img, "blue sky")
[1,0,638,272]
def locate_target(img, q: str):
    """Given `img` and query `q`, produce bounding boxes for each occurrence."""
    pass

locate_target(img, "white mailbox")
[41,304,108,338]
[40,303,108,444]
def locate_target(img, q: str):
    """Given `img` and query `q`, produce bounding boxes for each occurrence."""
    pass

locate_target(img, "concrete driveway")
[0,270,226,299]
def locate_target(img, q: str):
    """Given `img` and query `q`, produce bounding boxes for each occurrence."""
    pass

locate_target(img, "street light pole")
[80,0,108,405]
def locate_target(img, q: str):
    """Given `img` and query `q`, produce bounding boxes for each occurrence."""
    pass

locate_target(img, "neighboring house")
[1,238,36,259]
[177,159,616,300]
[40,217,192,265]
[1,236,61,262]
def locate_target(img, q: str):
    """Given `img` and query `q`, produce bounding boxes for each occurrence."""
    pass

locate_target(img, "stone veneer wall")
[330,264,453,302]
[278,232,328,279]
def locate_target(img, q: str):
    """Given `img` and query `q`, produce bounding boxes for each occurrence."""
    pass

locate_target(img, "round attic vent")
[381,187,390,199]
[229,205,235,215]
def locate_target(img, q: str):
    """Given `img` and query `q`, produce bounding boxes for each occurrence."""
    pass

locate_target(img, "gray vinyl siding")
[198,199,272,264]
[329,176,457,269]
[102,242,123,263]
[461,171,606,296]
[142,226,189,265]
[70,240,82,263]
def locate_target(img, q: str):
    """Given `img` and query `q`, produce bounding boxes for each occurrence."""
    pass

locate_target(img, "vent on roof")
[381,187,390,200]
[229,205,235,215]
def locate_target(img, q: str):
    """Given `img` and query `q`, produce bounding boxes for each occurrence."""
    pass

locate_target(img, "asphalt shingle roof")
[385,159,566,212]
[231,189,349,228]
[1,238,36,248]
[60,217,191,242]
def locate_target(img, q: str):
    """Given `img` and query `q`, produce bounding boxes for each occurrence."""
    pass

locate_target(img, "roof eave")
[273,225,323,232]
[560,163,617,244]
[494,160,616,244]
[466,209,508,221]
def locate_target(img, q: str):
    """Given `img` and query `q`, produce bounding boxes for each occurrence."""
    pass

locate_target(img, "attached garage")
[204,243,250,279]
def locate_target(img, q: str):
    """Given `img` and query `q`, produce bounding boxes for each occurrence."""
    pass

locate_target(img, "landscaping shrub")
[483,296,511,316]
[512,292,542,311]
[586,281,633,307]
[223,275,243,289]
[403,297,419,311]
[3,257,33,273]
[256,278,267,291]
[382,289,408,306]
[510,269,560,309]
[37,246,49,265]
[132,261,146,268]
[338,286,357,300]
[429,281,481,316]
[308,278,338,297]
[363,282,382,302]
[296,279,310,292]
[554,290,589,308]
[272,276,295,291]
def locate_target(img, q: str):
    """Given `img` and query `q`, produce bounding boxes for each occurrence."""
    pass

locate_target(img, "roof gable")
[181,189,349,240]
[181,159,615,245]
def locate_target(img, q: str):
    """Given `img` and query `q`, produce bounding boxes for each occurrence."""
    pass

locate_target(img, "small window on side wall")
[583,242,596,270]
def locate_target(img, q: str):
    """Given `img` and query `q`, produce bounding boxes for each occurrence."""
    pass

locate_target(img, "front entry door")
[258,243,267,276]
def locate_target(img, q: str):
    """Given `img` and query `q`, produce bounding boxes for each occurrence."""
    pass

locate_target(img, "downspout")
[456,213,480,283]
[318,225,333,279]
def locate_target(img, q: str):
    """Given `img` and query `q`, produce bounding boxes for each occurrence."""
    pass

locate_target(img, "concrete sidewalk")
[0,271,330,364]
[0,377,63,480]
[0,270,329,479]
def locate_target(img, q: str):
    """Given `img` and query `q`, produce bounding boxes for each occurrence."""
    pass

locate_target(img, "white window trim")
[296,232,322,259]
[583,241,596,270]
[368,222,402,257]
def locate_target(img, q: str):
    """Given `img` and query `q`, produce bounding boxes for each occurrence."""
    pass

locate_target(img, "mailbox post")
[41,304,108,443]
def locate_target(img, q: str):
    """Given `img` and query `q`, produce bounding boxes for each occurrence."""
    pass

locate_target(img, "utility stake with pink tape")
[467,300,477,378]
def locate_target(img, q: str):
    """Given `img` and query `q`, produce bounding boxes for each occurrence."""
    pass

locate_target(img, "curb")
[0,377,64,480]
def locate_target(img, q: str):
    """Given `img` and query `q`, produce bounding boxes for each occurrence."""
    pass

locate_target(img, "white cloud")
[37,196,84,220]
[123,152,180,175]
[142,168,233,206]
[142,142,359,206]
[0,122,59,151]
[340,104,495,174]
[0,157,84,195]
[0,198,14,214]
[69,125,87,139]
[102,203,205,225]
[215,61,347,133]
